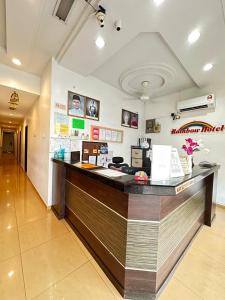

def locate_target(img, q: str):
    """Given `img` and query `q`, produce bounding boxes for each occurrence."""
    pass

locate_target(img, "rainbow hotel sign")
[171,121,225,135]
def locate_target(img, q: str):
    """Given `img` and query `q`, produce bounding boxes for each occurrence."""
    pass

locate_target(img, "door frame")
[24,126,28,173]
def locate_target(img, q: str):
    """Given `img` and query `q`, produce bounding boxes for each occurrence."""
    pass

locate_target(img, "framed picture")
[121,109,131,127]
[146,119,156,133]
[85,97,100,121]
[68,91,85,118]
[131,112,138,129]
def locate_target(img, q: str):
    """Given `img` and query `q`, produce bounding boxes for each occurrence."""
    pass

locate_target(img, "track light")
[114,20,122,31]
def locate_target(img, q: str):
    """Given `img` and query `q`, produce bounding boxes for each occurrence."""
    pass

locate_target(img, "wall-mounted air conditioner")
[177,94,216,114]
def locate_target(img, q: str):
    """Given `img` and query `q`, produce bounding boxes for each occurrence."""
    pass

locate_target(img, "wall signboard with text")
[171,121,225,135]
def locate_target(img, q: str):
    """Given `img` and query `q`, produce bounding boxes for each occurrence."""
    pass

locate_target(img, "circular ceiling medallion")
[119,64,176,99]
[142,81,150,88]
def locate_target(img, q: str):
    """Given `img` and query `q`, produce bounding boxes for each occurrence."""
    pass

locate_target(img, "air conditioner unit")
[177,94,215,114]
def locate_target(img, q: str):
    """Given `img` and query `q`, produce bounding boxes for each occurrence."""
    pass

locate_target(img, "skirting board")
[216,203,225,209]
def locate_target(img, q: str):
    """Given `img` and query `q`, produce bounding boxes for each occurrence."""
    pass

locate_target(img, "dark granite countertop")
[52,158,219,196]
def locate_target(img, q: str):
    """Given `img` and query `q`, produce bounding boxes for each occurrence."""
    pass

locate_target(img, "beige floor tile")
[18,212,69,252]
[159,276,202,300]
[191,226,225,265]
[22,233,89,299]
[214,209,225,223]
[0,209,17,233]
[33,261,116,300]
[90,259,123,300]
[62,219,73,232]
[0,200,15,214]
[69,228,93,260]
[174,247,225,299]
[0,255,26,300]
[0,227,20,262]
[15,198,49,227]
[205,220,225,240]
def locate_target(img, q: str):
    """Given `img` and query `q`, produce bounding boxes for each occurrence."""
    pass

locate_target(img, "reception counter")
[52,158,218,300]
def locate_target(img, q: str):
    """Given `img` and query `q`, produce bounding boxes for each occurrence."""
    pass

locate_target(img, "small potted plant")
[182,138,199,174]
[182,138,209,174]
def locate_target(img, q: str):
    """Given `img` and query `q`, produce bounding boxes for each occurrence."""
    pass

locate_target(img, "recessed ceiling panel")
[93,33,197,99]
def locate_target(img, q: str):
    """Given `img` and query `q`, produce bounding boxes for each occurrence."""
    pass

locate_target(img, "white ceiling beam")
[56,0,101,62]
[0,63,40,95]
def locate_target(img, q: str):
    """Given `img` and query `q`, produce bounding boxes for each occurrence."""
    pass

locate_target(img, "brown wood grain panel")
[205,171,218,226]
[66,182,127,265]
[65,207,125,295]
[128,194,161,221]
[66,167,129,218]
[160,180,206,220]
[51,161,66,219]
[128,180,206,221]
[156,213,204,291]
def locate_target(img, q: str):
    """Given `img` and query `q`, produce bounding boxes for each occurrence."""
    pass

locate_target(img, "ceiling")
[0,0,225,100]
[0,0,100,75]
[0,84,38,126]
[93,32,196,99]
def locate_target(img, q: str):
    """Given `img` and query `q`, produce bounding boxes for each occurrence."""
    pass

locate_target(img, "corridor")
[0,154,122,300]
[1,154,225,300]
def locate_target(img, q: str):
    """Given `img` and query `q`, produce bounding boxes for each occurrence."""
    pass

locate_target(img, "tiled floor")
[0,154,225,299]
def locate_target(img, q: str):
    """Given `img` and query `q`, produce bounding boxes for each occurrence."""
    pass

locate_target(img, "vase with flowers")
[182,138,210,174]
[182,138,200,174]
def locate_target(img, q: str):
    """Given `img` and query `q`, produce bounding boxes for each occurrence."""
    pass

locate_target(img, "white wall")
[145,86,225,205]
[21,63,52,205]
[51,59,145,163]
[46,60,145,205]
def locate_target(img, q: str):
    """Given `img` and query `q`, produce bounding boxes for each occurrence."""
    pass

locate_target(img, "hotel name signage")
[171,121,225,135]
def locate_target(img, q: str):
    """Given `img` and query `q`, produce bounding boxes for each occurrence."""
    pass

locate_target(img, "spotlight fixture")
[188,29,200,44]
[142,81,150,88]
[140,95,150,101]
[96,5,106,28]
[203,63,213,71]
[171,113,181,120]
[12,58,22,66]
[154,0,165,6]
[95,36,105,49]
[114,20,122,31]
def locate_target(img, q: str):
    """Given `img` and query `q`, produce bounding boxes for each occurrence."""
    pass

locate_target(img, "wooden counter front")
[52,159,218,300]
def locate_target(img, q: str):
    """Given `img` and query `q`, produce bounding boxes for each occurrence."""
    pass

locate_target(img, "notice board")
[90,125,123,143]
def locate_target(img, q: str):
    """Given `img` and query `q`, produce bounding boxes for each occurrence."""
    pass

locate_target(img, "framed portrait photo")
[68,91,85,118]
[121,109,131,127]
[131,112,138,129]
[146,119,156,133]
[85,97,100,121]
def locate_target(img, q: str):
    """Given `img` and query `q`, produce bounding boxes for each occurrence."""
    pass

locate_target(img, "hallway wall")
[21,62,52,205]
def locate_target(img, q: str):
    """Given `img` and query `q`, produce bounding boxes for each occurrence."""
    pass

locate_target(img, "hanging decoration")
[8,91,19,110]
